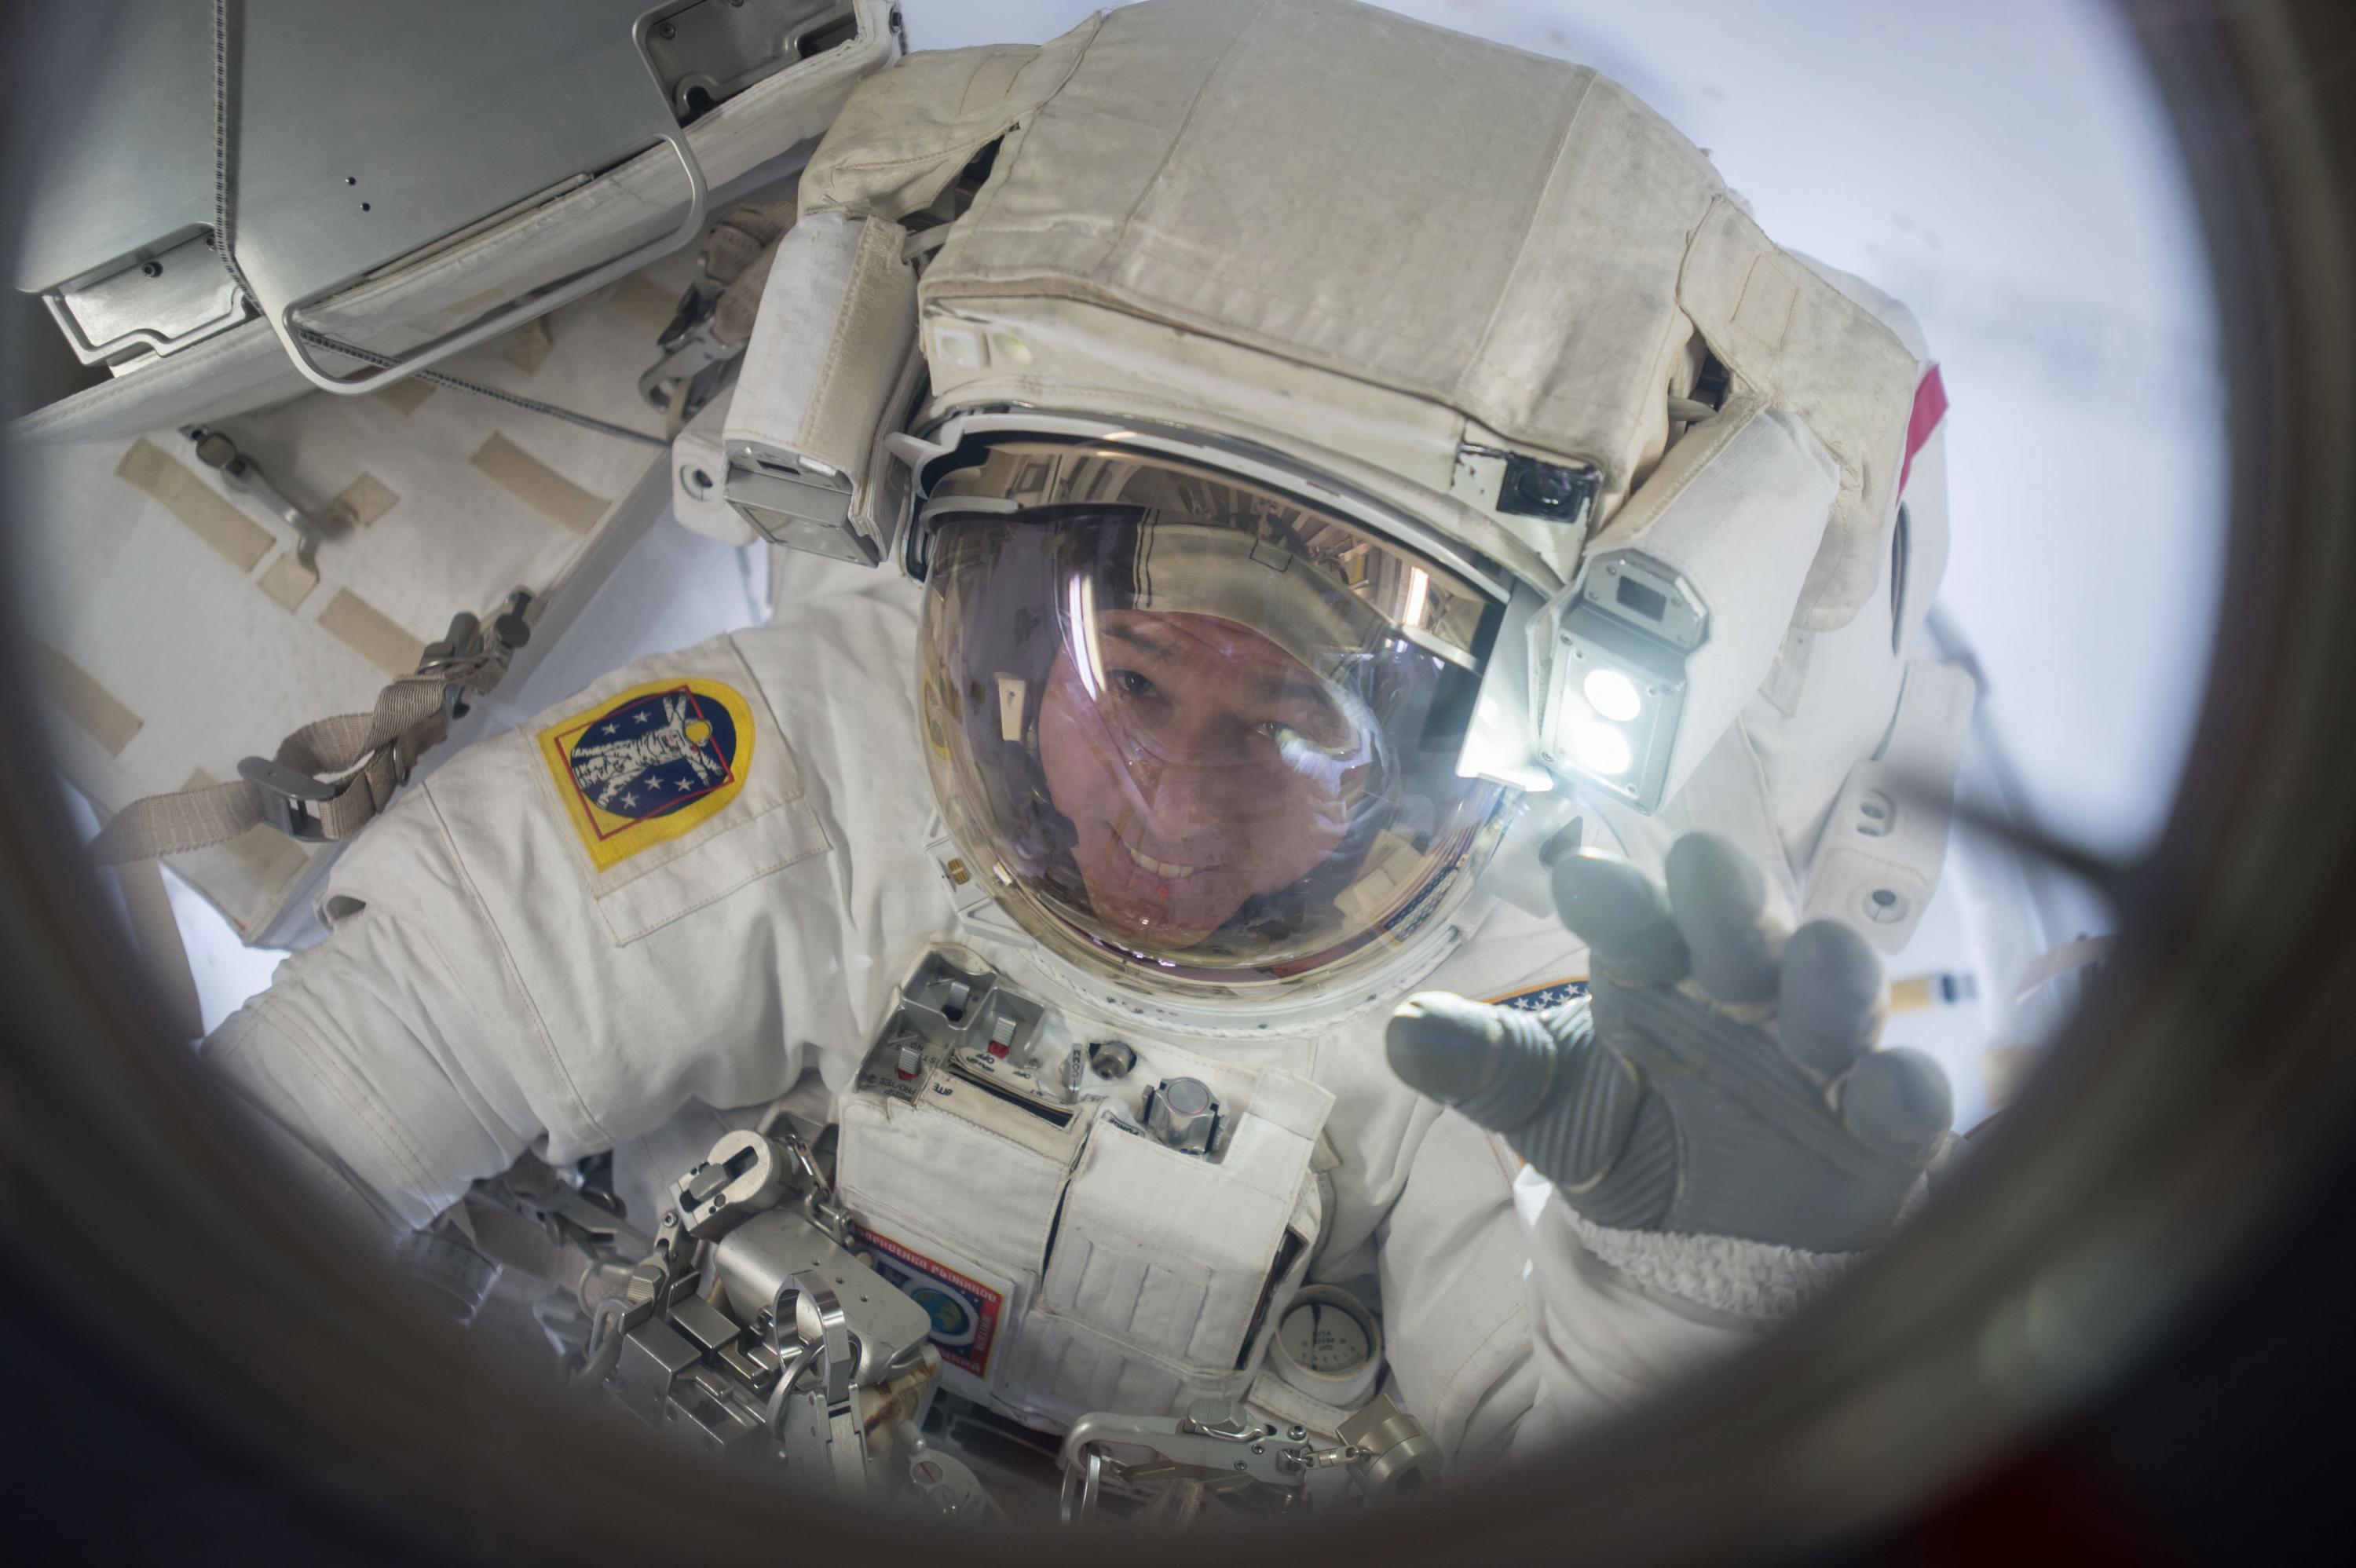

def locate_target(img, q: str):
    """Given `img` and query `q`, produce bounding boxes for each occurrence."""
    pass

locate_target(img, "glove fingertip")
[1553,850,1688,985]
[1838,1047,1954,1161]
[1781,919,1887,1075]
[1663,833,1786,1003]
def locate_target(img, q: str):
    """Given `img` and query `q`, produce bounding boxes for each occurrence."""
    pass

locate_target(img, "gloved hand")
[1387,833,1950,1254]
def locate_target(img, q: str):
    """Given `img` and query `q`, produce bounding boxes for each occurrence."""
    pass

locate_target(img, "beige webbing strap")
[85,654,505,868]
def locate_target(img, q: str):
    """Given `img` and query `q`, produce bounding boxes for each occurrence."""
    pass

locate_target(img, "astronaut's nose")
[1131,752,1262,842]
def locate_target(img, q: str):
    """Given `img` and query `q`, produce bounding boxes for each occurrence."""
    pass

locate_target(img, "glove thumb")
[1386,991,1563,1131]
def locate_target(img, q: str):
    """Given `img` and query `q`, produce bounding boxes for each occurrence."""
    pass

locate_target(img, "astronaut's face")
[1038,609,1370,948]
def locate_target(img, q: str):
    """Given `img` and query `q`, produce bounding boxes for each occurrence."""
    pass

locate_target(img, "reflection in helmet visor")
[917,441,1509,1003]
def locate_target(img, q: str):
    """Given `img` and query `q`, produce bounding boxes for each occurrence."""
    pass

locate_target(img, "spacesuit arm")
[196,619,922,1241]
[202,840,557,1237]
[1369,1087,1780,1461]
[1504,1165,1783,1455]
[1389,835,1952,1463]
[1368,1102,1542,1464]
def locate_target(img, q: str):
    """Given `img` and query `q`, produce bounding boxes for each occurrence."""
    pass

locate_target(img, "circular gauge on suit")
[1270,1284,1385,1407]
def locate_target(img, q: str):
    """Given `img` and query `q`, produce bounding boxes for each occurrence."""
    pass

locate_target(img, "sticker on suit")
[1485,976,1589,1013]
[852,1223,1004,1379]
[538,675,757,872]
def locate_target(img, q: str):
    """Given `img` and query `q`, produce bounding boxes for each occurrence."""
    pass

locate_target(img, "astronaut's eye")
[1110,668,1158,699]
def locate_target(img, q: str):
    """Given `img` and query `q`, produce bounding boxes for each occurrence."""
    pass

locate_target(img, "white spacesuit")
[154,0,1970,1507]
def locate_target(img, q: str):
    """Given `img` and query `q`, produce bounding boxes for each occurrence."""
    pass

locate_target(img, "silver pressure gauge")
[1270,1284,1384,1407]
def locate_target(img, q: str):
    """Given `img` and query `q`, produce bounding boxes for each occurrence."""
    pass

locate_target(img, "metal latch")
[236,590,533,839]
[183,425,344,568]
[236,755,343,842]
[418,590,534,721]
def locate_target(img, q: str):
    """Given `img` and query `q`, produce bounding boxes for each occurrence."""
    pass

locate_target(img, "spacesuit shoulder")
[320,634,813,939]
[305,592,946,1139]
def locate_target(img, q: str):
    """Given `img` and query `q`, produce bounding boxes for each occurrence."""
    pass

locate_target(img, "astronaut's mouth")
[1121,836,1201,879]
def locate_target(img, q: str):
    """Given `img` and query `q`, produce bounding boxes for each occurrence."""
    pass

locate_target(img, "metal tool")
[393,1223,501,1323]
[1057,1391,1443,1522]
[636,276,735,418]
[1059,1398,1350,1523]
[469,1151,649,1264]
[562,1122,976,1508]
[1336,1394,1445,1497]
[416,590,533,722]
[772,1272,871,1497]
[675,1128,802,1239]
[181,425,341,567]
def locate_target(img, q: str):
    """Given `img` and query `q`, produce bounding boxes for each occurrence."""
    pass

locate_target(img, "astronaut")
[188,0,1965,1500]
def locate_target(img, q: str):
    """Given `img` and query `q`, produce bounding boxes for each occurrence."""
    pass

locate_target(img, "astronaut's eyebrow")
[1251,670,1335,709]
[1100,623,1176,660]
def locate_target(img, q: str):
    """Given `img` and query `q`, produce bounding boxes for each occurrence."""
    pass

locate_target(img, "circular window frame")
[3,2,2353,1562]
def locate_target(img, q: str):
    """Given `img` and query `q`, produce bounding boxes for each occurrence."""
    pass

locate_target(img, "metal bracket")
[46,232,251,366]
[638,310,742,417]
[182,425,342,567]
[260,132,708,397]
[1058,1399,1312,1522]
[766,1270,871,1497]
[470,1165,649,1262]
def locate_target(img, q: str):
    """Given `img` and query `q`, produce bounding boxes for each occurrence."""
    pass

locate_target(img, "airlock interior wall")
[11,267,690,944]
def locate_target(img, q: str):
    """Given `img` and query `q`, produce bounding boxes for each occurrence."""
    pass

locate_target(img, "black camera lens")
[1516,466,1576,507]
[1498,455,1597,522]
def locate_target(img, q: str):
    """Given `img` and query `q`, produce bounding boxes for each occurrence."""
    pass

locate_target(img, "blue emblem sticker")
[538,676,756,871]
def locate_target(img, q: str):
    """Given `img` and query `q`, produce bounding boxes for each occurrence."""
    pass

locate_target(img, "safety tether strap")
[86,648,508,868]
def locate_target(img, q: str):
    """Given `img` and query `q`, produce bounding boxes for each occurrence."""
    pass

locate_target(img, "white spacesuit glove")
[1388,834,1951,1256]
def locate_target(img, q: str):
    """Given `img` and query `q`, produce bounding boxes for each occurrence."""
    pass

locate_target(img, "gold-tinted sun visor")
[914,437,1513,1007]
[926,439,1496,671]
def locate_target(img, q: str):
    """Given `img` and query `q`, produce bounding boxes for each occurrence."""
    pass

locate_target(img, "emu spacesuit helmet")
[914,435,1507,1006]
[774,0,1926,1009]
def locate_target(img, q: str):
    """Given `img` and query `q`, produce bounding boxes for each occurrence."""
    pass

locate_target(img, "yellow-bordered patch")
[538,675,756,872]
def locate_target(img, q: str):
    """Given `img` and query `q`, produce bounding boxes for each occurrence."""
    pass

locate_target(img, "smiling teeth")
[1123,840,1198,879]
